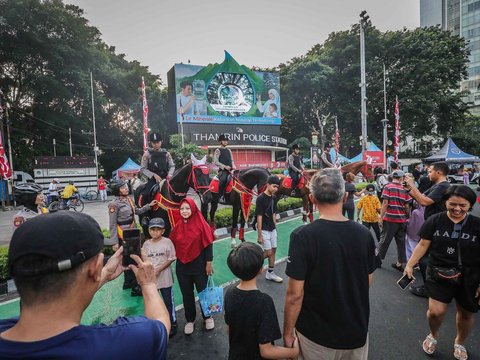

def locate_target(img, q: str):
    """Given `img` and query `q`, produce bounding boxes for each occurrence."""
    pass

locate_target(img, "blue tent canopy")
[424,138,480,163]
[117,158,141,172]
[329,148,351,164]
[349,142,382,163]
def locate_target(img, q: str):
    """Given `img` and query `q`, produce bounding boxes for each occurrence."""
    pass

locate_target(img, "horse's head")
[189,154,212,204]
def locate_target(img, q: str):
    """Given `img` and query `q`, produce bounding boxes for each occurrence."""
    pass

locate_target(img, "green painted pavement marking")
[0,215,311,324]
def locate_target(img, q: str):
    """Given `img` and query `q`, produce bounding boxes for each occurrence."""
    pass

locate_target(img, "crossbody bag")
[429,215,468,285]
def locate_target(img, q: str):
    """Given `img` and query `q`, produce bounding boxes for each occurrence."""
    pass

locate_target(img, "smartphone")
[122,229,141,267]
[397,274,415,290]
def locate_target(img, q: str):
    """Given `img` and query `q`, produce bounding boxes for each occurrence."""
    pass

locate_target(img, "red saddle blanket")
[209,177,233,194]
[282,176,305,190]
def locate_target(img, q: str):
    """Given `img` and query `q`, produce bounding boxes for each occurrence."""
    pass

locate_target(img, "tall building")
[421,0,480,114]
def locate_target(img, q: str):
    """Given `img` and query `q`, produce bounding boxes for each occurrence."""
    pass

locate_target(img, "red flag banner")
[0,132,12,180]
[393,96,400,164]
[335,117,340,167]
[142,77,149,153]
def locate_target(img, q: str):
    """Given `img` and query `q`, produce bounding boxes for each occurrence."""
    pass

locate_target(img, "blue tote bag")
[198,276,224,316]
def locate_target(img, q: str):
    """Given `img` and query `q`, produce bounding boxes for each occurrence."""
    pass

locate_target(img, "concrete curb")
[213,207,304,238]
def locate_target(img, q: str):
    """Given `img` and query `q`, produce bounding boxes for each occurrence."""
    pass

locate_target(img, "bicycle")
[49,193,84,212]
[81,188,99,201]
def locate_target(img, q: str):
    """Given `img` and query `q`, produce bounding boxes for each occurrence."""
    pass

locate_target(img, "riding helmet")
[149,132,162,142]
[109,179,127,196]
[218,134,228,142]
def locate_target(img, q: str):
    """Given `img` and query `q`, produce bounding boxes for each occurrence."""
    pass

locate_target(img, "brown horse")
[275,161,368,223]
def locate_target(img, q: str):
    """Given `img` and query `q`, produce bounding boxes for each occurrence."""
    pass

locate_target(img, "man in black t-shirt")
[255,175,282,283]
[283,168,376,359]
[404,161,450,297]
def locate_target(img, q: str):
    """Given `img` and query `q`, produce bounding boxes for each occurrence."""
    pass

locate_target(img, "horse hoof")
[230,239,236,248]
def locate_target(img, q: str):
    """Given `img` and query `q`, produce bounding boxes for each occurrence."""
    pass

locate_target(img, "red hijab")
[169,197,214,263]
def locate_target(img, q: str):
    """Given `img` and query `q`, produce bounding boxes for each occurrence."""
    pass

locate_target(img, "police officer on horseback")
[288,144,305,196]
[12,183,48,228]
[140,131,175,196]
[108,179,157,296]
[320,142,335,169]
[214,134,235,201]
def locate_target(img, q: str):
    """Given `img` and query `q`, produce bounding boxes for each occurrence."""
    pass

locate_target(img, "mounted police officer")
[13,183,48,229]
[288,144,305,196]
[214,134,236,201]
[320,142,334,169]
[108,179,157,296]
[140,131,175,198]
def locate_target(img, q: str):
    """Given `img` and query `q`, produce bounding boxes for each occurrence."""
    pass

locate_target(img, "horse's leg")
[201,201,209,222]
[308,200,314,222]
[210,193,219,228]
[238,206,246,242]
[231,196,240,248]
[302,196,309,224]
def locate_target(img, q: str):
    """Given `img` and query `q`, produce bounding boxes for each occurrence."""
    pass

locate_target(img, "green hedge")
[213,197,303,228]
[270,168,286,174]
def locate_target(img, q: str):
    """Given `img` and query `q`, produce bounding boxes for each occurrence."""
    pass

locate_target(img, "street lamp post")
[382,63,388,169]
[359,11,369,153]
[90,72,99,179]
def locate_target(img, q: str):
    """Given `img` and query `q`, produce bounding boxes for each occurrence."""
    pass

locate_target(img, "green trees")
[0,0,168,174]
[279,23,470,157]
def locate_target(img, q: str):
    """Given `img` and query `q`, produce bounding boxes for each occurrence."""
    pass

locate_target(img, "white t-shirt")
[142,237,176,289]
[48,182,59,196]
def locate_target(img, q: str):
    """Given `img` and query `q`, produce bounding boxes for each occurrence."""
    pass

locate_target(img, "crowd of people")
[2,131,479,359]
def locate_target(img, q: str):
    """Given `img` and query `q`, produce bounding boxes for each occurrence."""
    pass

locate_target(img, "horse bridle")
[167,163,210,200]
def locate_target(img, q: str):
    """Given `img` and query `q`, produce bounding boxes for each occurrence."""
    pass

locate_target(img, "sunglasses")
[451,223,462,239]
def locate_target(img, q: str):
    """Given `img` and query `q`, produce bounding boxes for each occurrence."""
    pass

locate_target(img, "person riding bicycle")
[214,134,235,201]
[288,144,304,196]
[61,181,78,207]
[13,183,48,229]
[140,131,175,199]
[108,179,157,296]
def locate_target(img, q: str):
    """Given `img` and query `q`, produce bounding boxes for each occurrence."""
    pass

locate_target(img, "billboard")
[173,51,281,126]
[182,124,287,147]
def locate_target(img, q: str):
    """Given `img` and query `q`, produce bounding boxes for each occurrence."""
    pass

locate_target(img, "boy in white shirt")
[142,217,177,336]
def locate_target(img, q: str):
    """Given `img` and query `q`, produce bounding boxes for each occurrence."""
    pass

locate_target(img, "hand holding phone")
[397,273,415,290]
[122,229,141,267]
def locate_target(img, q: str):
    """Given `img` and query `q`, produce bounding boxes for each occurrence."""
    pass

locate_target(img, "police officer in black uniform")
[320,142,334,169]
[140,132,175,198]
[287,144,304,196]
[213,134,235,200]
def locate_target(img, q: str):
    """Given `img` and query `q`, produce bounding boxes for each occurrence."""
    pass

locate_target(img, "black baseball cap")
[267,175,281,185]
[8,212,104,277]
[149,217,165,228]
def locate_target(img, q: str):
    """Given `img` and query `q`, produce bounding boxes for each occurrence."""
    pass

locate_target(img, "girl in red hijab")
[170,197,215,335]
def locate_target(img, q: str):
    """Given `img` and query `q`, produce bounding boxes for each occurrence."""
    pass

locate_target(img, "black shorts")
[425,266,480,313]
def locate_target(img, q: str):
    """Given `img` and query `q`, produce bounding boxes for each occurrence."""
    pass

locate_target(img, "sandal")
[454,344,468,360]
[422,334,437,355]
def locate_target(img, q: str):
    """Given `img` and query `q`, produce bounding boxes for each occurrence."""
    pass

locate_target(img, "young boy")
[255,175,282,283]
[356,183,381,242]
[142,217,177,336]
[225,242,299,360]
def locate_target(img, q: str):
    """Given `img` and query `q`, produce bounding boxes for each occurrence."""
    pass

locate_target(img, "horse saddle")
[209,176,233,194]
[282,176,305,190]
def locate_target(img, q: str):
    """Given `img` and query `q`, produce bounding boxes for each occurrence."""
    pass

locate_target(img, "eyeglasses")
[451,223,462,239]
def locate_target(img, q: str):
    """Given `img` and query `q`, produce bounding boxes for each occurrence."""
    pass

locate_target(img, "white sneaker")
[205,317,215,330]
[231,238,236,248]
[184,321,195,335]
[265,271,283,283]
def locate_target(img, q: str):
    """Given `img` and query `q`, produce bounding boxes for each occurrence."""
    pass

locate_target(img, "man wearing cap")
[256,175,283,282]
[320,142,334,169]
[109,179,157,296]
[48,178,60,204]
[140,131,175,198]
[376,170,412,271]
[0,212,170,359]
[214,134,235,201]
[288,144,304,196]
